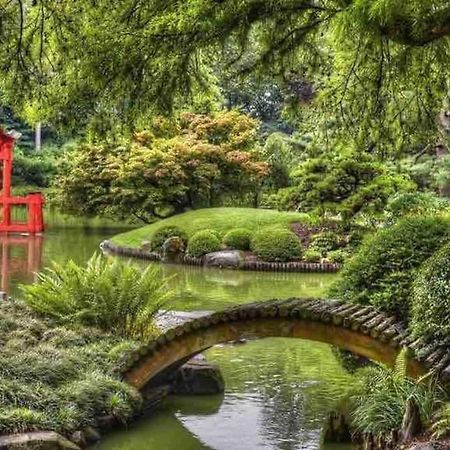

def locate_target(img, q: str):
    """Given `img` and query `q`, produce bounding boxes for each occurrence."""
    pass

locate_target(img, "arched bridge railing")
[121,298,450,390]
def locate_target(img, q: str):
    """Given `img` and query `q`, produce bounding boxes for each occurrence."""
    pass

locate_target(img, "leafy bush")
[223,228,252,250]
[386,192,449,224]
[327,249,347,264]
[251,228,302,262]
[351,352,443,439]
[329,216,450,318]
[187,230,221,258]
[310,231,340,256]
[411,242,450,341]
[21,254,171,340]
[303,249,321,263]
[150,225,188,251]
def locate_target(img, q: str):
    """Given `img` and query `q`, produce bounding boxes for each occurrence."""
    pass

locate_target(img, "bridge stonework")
[121,298,450,390]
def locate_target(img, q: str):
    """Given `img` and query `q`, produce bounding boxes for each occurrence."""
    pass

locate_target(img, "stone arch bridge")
[121,298,450,390]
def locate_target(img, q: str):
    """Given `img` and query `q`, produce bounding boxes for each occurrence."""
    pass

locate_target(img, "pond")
[4,214,356,450]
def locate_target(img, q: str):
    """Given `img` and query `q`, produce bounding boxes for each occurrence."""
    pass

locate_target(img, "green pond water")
[5,215,356,450]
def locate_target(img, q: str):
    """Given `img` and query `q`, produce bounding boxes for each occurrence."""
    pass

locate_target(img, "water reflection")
[0,234,43,292]
[95,339,357,450]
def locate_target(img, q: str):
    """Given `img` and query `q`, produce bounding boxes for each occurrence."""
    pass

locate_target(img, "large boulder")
[204,250,243,269]
[170,358,225,395]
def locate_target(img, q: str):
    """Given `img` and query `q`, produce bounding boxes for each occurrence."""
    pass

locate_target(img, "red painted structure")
[0,131,44,233]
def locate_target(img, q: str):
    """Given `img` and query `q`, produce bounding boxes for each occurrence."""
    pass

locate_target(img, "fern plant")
[350,350,444,439]
[20,254,172,340]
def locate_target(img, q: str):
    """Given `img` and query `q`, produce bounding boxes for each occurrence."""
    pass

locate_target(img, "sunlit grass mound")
[112,207,312,248]
[0,299,142,435]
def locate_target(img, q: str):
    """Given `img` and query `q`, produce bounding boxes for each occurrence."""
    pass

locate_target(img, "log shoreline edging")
[100,240,342,273]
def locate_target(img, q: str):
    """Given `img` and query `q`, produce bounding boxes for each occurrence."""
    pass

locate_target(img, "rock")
[161,236,185,263]
[408,444,436,450]
[82,426,100,444]
[69,431,85,448]
[400,399,422,443]
[96,415,118,431]
[170,359,225,395]
[0,432,80,450]
[140,240,152,251]
[204,250,243,269]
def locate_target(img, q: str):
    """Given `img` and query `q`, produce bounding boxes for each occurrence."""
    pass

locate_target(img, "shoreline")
[100,240,342,274]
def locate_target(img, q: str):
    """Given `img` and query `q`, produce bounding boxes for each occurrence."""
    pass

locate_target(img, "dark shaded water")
[5,215,355,450]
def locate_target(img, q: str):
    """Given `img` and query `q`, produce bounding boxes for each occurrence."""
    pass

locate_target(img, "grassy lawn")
[0,299,141,435]
[112,208,311,247]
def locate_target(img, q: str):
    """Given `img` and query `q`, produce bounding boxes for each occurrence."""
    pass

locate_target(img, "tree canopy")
[0,0,449,145]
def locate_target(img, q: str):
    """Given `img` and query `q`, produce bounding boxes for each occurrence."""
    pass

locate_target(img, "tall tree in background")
[0,1,449,150]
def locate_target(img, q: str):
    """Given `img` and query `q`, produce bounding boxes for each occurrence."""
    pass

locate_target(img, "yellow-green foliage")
[54,111,268,221]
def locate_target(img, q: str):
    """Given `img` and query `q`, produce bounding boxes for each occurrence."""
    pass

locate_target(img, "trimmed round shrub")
[223,228,252,251]
[310,231,340,256]
[327,249,347,264]
[329,216,450,318]
[187,230,221,258]
[251,228,302,262]
[150,225,188,251]
[411,242,450,341]
[304,249,321,263]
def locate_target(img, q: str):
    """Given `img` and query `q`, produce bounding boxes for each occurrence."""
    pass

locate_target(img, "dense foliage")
[54,112,268,221]
[21,254,171,340]
[187,230,222,258]
[411,242,450,341]
[251,228,302,262]
[276,151,415,221]
[2,0,450,151]
[385,192,449,224]
[0,299,141,434]
[310,232,341,257]
[329,217,450,318]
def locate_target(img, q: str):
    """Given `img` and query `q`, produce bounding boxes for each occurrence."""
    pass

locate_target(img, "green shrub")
[251,228,302,262]
[187,230,221,258]
[21,254,171,340]
[303,249,321,263]
[310,231,340,256]
[329,216,450,318]
[386,192,449,224]
[150,225,188,251]
[411,242,450,341]
[327,249,347,264]
[223,228,252,251]
[346,228,368,249]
